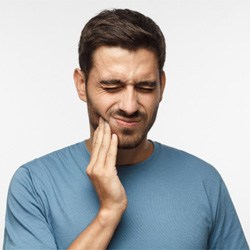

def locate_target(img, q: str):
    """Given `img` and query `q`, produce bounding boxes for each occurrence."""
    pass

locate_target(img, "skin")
[68,46,166,249]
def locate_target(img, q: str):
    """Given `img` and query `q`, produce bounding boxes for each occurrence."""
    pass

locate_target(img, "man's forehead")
[91,66,159,84]
[92,46,158,69]
[87,46,160,84]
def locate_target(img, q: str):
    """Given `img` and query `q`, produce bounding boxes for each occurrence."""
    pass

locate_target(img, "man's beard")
[86,97,159,150]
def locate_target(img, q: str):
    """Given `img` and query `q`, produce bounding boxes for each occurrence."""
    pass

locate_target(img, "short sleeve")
[208,178,249,249]
[3,166,57,249]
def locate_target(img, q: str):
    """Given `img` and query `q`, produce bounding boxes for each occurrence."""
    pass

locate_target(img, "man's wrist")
[97,207,125,228]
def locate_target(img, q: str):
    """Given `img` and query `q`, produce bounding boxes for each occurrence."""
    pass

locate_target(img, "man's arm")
[68,118,127,250]
[4,167,58,249]
[208,177,249,249]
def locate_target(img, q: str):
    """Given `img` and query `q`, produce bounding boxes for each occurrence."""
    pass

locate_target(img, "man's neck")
[116,140,153,166]
[85,138,154,166]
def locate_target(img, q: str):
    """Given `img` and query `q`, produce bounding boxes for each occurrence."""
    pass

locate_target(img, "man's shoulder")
[14,141,88,179]
[154,141,222,181]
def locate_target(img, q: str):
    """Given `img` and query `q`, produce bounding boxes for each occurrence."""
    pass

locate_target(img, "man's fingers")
[88,119,118,178]
[95,121,112,167]
[89,118,104,165]
[105,133,118,169]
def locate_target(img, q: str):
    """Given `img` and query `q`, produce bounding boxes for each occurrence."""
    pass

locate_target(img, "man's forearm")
[67,208,124,250]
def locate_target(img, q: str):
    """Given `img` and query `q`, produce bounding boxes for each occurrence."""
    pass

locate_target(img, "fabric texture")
[4,141,249,249]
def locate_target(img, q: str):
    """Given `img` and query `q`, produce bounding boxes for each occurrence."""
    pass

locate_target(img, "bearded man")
[4,9,249,250]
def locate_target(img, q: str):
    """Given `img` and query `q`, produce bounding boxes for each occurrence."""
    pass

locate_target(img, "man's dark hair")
[78,9,166,82]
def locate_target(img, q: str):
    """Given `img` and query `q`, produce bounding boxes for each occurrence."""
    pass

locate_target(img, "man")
[4,8,249,250]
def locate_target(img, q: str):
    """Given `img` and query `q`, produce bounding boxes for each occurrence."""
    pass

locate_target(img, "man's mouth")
[114,117,141,128]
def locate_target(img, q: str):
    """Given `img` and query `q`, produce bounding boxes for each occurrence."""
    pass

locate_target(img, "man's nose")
[118,87,139,115]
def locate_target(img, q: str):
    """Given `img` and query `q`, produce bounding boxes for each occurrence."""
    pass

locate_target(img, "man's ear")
[159,70,166,102]
[74,68,87,102]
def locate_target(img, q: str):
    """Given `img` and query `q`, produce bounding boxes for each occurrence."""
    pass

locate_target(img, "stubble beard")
[86,98,159,150]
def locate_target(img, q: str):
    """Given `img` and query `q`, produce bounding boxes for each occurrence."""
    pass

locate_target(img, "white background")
[0,0,249,246]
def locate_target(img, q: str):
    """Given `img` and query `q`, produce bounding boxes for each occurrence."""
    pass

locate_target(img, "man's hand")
[86,118,127,213]
[68,118,127,250]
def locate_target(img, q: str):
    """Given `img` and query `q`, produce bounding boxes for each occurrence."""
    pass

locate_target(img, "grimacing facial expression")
[85,46,165,149]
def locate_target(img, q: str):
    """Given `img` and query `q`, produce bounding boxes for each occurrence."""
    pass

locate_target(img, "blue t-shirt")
[4,141,249,249]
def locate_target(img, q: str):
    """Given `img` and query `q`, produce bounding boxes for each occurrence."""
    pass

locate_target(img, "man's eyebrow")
[99,79,122,85]
[99,79,159,86]
[136,81,158,87]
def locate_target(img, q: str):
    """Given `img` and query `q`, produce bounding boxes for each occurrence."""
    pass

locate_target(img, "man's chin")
[117,136,145,150]
[118,144,137,150]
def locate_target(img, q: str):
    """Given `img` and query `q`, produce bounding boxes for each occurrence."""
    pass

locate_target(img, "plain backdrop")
[0,0,249,246]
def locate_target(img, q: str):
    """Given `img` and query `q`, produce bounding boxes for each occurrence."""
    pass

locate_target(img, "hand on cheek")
[86,117,127,212]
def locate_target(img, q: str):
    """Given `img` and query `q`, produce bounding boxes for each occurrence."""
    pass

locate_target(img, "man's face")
[83,46,165,149]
